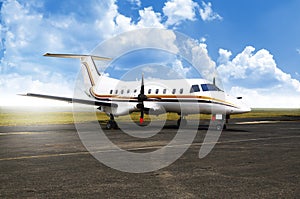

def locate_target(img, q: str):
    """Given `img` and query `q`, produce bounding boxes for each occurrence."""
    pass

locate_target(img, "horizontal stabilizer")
[43,53,112,61]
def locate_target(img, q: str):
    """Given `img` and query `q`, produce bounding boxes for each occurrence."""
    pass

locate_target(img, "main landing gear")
[106,114,118,130]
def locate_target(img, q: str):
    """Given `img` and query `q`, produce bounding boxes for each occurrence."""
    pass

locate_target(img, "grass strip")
[0,108,299,126]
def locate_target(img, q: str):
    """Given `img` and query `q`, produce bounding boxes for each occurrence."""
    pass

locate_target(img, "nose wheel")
[212,114,227,130]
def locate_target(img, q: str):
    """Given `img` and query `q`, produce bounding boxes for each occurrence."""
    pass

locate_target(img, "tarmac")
[0,117,299,198]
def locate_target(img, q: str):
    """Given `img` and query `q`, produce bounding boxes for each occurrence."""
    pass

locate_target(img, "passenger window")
[127,89,130,94]
[155,89,159,94]
[121,90,124,94]
[190,85,200,93]
[163,89,167,94]
[148,89,152,94]
[172,89,176,94]
[134,89,137,93]
[179,88,183,94]
[115,90,118,94]
[110,90,113,94]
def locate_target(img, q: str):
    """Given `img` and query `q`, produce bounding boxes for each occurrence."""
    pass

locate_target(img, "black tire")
[106,120,118,130]
[106,121,112,130]
[216,124,223,131]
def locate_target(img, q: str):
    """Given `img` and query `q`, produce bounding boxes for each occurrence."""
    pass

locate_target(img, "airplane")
[21,53,251,130]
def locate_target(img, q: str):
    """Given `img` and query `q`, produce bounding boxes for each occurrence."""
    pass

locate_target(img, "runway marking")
[0,151,90,161]
[0,135,299,162]
[234,121,279,124]
[0,131,52,136]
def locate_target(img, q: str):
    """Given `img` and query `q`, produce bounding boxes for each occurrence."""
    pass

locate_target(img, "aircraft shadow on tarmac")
[97,120,249,132]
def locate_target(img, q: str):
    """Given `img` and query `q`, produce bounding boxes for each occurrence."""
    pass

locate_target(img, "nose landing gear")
[211,114,228,130]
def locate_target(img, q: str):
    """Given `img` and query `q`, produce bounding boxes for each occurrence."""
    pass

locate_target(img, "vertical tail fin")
[80,56,100,87]
[43,53,111,88]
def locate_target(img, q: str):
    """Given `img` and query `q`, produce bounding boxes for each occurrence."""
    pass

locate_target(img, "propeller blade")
[140,110,144,124]
[137,73,147,125]
[137,74,147,102]
[140,73,144,95]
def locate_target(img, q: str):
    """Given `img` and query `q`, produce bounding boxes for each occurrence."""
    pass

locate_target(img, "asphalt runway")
[0,117,299,198]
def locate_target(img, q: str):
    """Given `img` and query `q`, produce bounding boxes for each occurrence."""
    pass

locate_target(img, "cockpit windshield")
[201,84,223,92]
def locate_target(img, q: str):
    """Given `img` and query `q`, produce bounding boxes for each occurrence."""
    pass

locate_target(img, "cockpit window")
[201,84,222,92]
[190,85,200,93]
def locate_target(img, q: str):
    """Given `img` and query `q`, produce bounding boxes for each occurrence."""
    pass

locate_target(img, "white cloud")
[1,0,42,52]
[137,7,164,28]
[94,3,167,40]
[217,48,232,64]
[218,46,300,91]
[0,0,96,72]
[217,46,300,108]
[167,59,191,78]
[94,1,135,39]
[163,0,199,26]
[199,37,207,43]
[0,0,98,106]
[199,1,222,22]
[189,40,216,81]
[92,28,179,60]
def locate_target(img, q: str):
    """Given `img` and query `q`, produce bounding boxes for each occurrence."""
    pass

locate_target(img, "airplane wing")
[20,93,118,107]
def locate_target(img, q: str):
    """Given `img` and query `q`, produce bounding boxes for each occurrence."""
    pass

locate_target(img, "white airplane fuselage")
[89,76,250,117]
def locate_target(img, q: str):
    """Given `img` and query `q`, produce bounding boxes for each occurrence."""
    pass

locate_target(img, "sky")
[0,0,300,108]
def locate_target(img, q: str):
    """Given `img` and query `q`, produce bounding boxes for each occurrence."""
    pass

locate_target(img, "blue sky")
[0,0,300,107]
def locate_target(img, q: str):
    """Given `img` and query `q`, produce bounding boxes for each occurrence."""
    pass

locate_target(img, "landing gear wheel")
[106,120,118,130]
[216,124,223,131]
[106,121,112,130]
[106,114,118,130]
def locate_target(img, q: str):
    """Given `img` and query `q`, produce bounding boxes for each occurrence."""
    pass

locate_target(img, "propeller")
[137,74,147,124]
